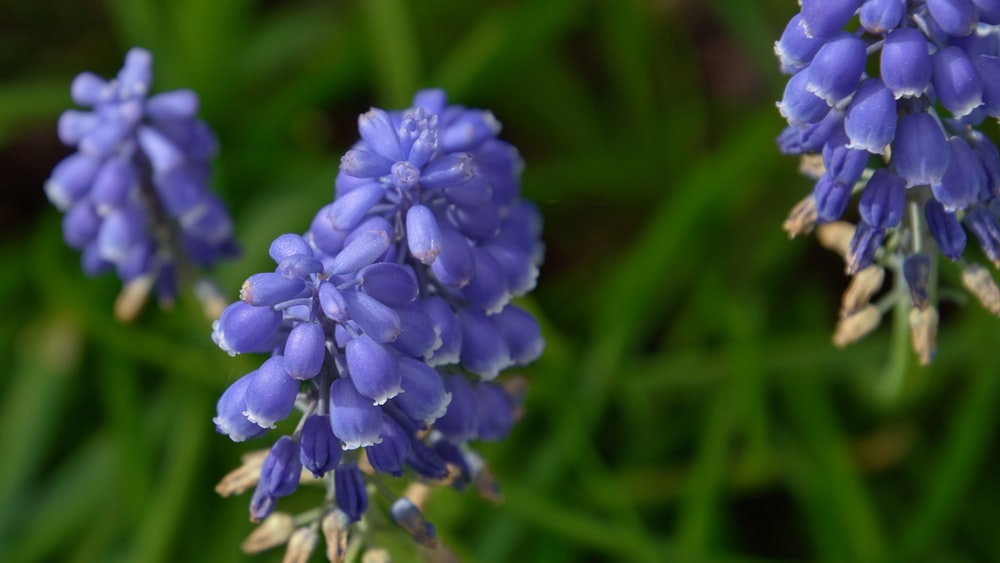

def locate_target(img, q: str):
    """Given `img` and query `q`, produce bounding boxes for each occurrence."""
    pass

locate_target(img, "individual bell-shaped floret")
[892,112,949,187]
[329,377,383,450]
[240,273,305,307]
[975,55,1000,119]
[430,222,475,288]
[62,202,101,250]
[284,322,326,380]
[357,263,419,307]
[460,247,511,313]
[492,304,545,366]
[964,206,1000,265]
[971,133,1000,200]
[775,14,827,73]
[391,305,440,359]
[932,136,984,212]
[880,28,932,99]
[394,357,451,424]
[845,79,897,154]
[406,204,442,265]
[800,0,863,39]
[926,0,978,37]
[421,296,462,366]
[932,46,983,118]
[813,175,853,223]
[806,33,867,106]
[925,199,967,260]
[244,356,299,429]
[778,70,831,126]
[299,414,342,478]
[342,290,401,343]
[258,436,303,498]
[859,0,904,33]
[458,309,512,379]
[213,372,267,442]
[334,462,369,523]
[345,333,402,405]
[327,183,385,231]
[434,375,478,443]
[859,169,905,229]
[364,417,411,477]
[212,301,283,356]
[823,133,869,186]
[473,382,515,441]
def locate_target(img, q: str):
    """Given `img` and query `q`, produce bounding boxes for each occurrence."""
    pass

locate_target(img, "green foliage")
[2,1,1000,562]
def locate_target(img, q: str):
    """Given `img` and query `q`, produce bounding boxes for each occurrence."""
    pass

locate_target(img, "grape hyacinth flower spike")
[45,48,238,320]
[212,89,544,560]
[776,1,1000,365]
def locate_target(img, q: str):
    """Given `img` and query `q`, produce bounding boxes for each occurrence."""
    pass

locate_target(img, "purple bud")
[341,148,394,178]
[44,153,101,210]
[458,309,512,379]
[357,263,418,307]
[893,112,949,187]
[146,89,200,120]
[813,175,853,223]
[435,375,478,442]
[965,206,1000,264]
[365,417,411,476]
[451,200,501,241]
[859,169,905,229]
[299,414,341,478]
[70,72,107,106]
[806,33,867,105]
[484,240,538,297]
[118,48,153,98]
[213,301,283,356]
[461,247,511,313]
[421,153,476,189]
[392,161,421,190]
[91,158,135,214]
[284,322,326,380]
[97,205,145,263]
[844,79,897,154]
[137,126,184,173]
[307,203,348,255]
[327,182,385,231]
[778,70,831,126]
[244,356,299,428]
[822,135,869,186]
[62,202,101,249]
[57,110,98,146]
[925,199,967,260]
[406,204,442,264]
[240,273,305,307]
[79,118,130,158]
[431,223,474,288]
[859,0,903,33]
[413,89,447,115]
[932,137,982,212]
[927,0,978,37]
[440,110,501,152]
[213,372,267,442]
[933,46,983,118]
[343,289,401,343]
[329,377,383,450]
[330,229,390,275]
[474,382,515,441]
[775,14,827,73]
[359,108,401,161]
[903,254,932,309]
[800,0,862,38]
[444,174,495,209]
[880,28,932,99]
[392,304,440,358]
[406,439,449,480]
[846,221,886,274]
[974,0,1000,24]
[975,55,1000,119]
[269,234,312,263]
[259,436,302,497]
[493,305,545,366]
[778,110,845,154]
[275,254,323,279]
[395,356,451,423]
[249,487,276,522]
[346,333,402,405]
[971,133,1000,200]
[319,282,350,323]
[334,462,369,522]
[421,296,462,366]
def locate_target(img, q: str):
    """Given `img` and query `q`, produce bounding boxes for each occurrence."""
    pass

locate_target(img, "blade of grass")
[361,0,421,106]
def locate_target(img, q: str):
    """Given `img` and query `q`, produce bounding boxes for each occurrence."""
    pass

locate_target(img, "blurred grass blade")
[362,0,421,106]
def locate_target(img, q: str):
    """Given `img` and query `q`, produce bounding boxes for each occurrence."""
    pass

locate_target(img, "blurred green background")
[3,0,1000,561]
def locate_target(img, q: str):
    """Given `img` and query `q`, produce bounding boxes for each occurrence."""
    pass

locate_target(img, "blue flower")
[46,48,238,319]
[776,2,1000,362]
[212,90,544,548]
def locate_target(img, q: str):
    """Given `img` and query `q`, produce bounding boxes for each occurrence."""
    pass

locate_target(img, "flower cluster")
[212,90,544,555]
[776,0,1000,362]
[44,48,237,319]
